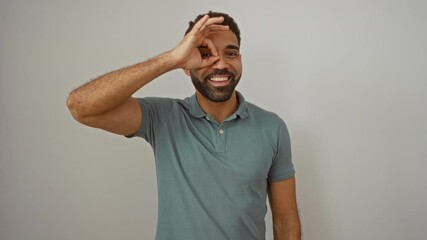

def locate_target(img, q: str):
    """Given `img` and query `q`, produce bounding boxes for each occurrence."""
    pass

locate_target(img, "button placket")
[215,126,226,152]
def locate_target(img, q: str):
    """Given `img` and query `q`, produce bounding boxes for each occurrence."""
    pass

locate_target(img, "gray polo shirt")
[130,92,295,240]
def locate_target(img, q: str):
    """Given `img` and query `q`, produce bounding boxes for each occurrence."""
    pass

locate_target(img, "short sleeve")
[126,97,173,146]
[267,119,295,182]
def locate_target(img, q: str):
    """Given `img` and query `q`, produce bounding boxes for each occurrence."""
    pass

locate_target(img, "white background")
[1,0,426,239]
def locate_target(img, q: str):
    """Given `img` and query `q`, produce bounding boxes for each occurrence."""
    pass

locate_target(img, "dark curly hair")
[184,11,241,46]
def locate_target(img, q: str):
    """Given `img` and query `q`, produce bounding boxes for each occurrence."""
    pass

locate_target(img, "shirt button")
[219,129,224,134]
[206,116,210,120]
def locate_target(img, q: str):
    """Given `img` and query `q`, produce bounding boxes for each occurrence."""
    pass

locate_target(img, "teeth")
[210,76,229,82]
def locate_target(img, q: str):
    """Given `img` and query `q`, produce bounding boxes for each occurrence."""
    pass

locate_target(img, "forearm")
[273,216,301,240]
[67,51,177,118]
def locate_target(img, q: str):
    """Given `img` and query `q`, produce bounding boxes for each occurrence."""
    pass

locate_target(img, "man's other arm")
[268,176,301,240]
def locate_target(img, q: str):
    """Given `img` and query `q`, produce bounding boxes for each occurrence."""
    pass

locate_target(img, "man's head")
[185,11,241,46]
[185,11,242,103]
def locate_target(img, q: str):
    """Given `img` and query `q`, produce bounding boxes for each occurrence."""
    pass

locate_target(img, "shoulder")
[245,101,288,129]
[134,96,188,111]
[134,96,178,105]
[243,100,291,152]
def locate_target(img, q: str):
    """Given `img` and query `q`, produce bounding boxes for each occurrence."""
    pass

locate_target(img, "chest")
[155,115,277,185]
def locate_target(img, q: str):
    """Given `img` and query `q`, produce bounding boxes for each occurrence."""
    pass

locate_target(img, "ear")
[183,69,191,76]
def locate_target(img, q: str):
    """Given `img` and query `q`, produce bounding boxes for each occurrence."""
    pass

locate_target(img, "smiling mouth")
[207,75,232,87]
[208,75,231,82]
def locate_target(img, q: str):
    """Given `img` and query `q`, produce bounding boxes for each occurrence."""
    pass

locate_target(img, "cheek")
[190,69,204,79]
[197,68,211,79]
[232,61,243,76]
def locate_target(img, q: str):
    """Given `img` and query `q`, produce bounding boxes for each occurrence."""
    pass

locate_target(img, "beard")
[190,69,241,103]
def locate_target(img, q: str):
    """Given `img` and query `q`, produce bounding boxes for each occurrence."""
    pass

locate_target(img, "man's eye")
[226,51,239,58]
[201,52,211,59]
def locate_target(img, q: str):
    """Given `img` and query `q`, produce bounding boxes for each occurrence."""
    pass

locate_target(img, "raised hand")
[171,15,229,70]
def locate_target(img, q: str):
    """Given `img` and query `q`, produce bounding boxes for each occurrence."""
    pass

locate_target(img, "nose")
[211,55,228,70]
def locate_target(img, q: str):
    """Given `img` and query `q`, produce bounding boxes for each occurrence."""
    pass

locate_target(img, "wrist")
[153,51,177,71]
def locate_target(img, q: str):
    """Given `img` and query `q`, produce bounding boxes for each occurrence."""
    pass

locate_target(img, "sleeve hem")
[123,98,144,139]
[267,170,296,182]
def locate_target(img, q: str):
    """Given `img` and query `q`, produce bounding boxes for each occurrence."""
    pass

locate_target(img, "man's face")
[188,30,242,103]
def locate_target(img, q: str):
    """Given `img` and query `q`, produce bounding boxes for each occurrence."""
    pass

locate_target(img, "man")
[67,11,301,240]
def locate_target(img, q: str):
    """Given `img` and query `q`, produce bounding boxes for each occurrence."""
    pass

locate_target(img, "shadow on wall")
[293,127,333,240]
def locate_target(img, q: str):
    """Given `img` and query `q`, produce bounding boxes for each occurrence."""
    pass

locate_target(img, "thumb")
[200,55,219,68]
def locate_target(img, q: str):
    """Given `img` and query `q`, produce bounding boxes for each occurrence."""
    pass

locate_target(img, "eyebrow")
[226,44,240,51]
[198,44,240,51]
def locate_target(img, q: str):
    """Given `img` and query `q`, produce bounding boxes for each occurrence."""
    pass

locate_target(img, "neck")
[195,91,239,124]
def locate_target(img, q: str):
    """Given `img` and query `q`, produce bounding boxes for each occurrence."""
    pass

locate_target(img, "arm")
[268,176,301,240]
[66,54,175,136]
[66,15,228,135]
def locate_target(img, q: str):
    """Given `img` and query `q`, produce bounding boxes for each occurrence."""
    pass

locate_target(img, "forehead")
[207,30,239,49]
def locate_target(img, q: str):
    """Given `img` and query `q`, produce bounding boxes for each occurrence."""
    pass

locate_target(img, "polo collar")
[234,91,249,119]
[188,91,249,119]
[188,94,206,118]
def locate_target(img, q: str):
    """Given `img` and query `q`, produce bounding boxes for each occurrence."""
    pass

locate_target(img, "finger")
[201,38,218,57]
[204,16,225,26]
[201,55,220,68]
[199,16,225,32]
[191,15,209,34]
[204,24,229,32]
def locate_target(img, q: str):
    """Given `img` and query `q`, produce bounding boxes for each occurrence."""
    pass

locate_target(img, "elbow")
[66,93,89,124]
[66,93,76,112]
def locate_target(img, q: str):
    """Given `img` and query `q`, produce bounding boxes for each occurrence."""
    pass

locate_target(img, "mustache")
[204,69,235,80]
